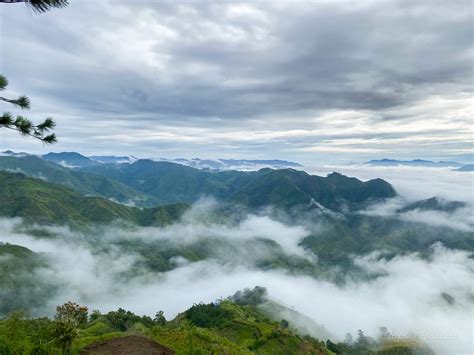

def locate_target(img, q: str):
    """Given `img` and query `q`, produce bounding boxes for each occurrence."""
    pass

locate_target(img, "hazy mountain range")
[0,151,472,355]
[6,151,474,171]
[365,158,465,168]
[454,164,474,171]
[1,151,302,170]
[0,153,470,255]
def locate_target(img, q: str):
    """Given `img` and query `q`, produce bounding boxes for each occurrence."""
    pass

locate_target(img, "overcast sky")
[0,0,472,164]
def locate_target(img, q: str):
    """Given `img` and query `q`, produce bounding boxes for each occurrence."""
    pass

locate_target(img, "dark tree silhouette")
[0,74,57,144]
[1,0,69,13]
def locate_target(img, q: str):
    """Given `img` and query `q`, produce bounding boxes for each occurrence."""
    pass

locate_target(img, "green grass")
[0,300,434,355]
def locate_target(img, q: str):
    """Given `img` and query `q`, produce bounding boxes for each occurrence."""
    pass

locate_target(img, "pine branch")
[25,0,69,13]
[1,124,57,144]
[0,95,30,109]
[0,74,57,144]
[1,114,57,144]
[36,117,56,132]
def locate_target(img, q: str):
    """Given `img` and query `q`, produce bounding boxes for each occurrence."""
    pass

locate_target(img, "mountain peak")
[42,152,97,168]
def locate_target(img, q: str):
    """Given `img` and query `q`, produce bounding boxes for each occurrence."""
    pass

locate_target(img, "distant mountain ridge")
[365,158,463,168]
[90,155,138,164]
[1,151,302,171]
[42,151,99,167]
[159,158,302,170]
[455,164,474,172]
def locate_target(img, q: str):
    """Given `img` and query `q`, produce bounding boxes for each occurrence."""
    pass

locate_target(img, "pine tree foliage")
[0,74,57,144]
[1,0,69,13]
[27,0,68,13]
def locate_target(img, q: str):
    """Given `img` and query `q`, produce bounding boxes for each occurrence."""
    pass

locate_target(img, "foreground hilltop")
[0,287,433,355]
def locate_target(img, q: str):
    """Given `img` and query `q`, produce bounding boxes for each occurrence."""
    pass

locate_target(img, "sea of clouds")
[0,165,473,354]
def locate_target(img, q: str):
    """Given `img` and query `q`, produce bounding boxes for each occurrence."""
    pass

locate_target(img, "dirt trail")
[80,335,174,355]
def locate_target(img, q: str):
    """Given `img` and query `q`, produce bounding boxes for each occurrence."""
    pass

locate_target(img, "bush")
[185,303,233,328]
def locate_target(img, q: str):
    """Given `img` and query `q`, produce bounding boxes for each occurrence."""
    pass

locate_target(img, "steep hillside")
[0,171,187,227]
[0,156,152,206]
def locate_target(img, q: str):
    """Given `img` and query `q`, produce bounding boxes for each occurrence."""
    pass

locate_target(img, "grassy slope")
[72,301,330,355]
[0,171,187,227]
[0,300,431,354]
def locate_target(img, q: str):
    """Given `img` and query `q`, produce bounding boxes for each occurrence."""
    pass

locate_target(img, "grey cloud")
[3,0,472,116]
[0,0,472,161]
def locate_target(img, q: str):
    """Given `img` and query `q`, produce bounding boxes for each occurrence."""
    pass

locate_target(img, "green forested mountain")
[82,159,253,204]
[0,156,153,206]
[0,155,396,211]
[0,166,470,266]
[0,171,187,227]
[81,159,396,209]
[230,170,395,210]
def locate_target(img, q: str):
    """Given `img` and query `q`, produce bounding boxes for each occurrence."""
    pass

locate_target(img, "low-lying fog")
[1,166,473,354]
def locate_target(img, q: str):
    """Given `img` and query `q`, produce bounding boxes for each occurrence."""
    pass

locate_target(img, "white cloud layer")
[0,215,472,355]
